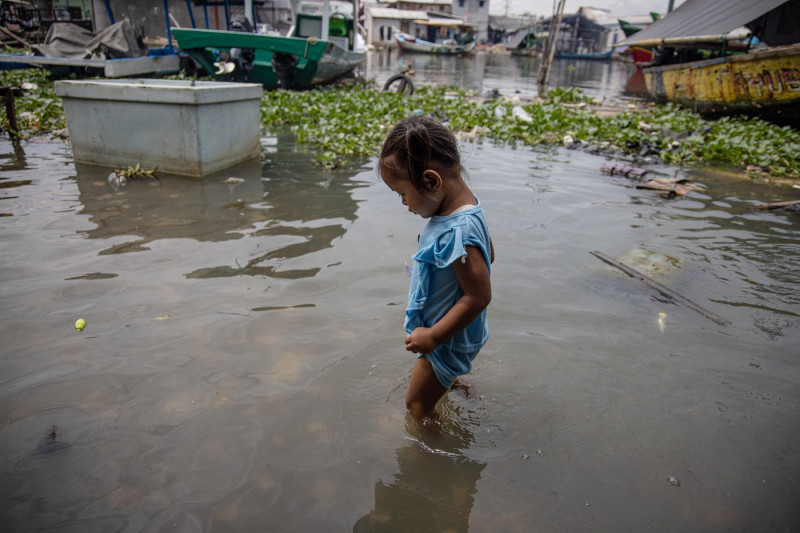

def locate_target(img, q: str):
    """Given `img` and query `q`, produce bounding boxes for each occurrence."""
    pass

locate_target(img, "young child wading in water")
[379,115,494,421]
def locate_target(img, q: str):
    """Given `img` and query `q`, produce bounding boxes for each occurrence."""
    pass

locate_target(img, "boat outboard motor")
[228,16,256,81]
[272,53,298,90]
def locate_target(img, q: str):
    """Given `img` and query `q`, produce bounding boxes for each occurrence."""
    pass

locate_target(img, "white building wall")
[364,6,427,46]
[367,16,402,46]
[451,0,489,43]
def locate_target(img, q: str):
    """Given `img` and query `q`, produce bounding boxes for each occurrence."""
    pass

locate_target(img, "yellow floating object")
[74,318,86,331]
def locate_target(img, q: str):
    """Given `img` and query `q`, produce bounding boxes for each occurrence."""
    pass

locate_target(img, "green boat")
[172,2,366,90]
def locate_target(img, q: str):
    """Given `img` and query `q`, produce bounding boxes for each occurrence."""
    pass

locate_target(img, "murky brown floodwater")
[2,52,799,532]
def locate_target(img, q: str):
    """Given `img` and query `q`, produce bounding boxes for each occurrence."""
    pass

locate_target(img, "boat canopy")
[617,0,789,47]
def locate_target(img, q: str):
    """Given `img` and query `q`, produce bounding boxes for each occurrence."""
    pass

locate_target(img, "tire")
[383,74,414,95]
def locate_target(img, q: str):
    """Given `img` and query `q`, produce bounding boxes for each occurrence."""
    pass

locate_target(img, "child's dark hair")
[380,115,463,194]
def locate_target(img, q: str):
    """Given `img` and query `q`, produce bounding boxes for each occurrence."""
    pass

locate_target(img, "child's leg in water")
[406,357,448,420]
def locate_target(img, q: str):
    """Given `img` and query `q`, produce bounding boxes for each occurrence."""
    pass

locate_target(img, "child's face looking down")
[380,155,443,219]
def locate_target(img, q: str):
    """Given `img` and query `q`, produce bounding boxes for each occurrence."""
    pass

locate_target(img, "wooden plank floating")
[752,199,800,210]
[590,250,731,326]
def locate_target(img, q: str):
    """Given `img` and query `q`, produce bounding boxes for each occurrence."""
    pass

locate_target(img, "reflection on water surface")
[74,135,369,279]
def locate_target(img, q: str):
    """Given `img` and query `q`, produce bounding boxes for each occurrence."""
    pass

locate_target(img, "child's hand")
[405,328,438,355]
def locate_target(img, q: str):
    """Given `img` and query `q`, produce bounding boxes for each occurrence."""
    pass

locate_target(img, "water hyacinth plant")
[1,69,798,179]
[0,69,65,134]
[260,82,800,178]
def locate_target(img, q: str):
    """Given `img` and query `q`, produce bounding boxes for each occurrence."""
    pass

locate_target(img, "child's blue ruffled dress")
[405,200,492,388]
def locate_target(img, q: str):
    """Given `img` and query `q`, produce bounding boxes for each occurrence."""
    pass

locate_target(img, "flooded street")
[1,52,799,532]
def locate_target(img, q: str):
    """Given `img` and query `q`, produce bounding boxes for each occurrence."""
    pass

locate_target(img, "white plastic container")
[55,79,263,177]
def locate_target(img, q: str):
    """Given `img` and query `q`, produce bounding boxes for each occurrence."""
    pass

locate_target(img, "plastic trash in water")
[494,105,507,119]
[512,106,533,122]
[107,172,126,191]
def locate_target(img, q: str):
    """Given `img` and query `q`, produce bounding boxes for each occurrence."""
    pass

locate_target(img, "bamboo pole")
[0,26,32,48]
[537,0,565,96]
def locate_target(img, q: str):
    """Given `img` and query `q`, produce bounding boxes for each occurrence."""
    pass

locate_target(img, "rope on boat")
[304,36,319,58]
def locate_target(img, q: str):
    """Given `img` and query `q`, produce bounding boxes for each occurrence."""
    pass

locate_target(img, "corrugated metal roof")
[414,17,469,26]
[619,0,788,46]
[369,7,427,20]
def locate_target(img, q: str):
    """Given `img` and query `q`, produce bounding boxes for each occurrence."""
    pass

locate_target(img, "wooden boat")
[628,46,653,65]
[395,32,474,55]
[618,0,800,125]
[618,13,660,38]
[643,43,800,123]
[618,14,660,65]
[395,19,475,55]
[555,49,612,60]
[173,2,366,90]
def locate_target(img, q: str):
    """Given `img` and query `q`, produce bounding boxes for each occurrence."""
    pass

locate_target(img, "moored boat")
[644,43,800,123]
[394,19,475,55]
[628,46,653,65]
[555,49,612,60]
[173,0,366,90]
[618,13,660,66]
[617,0,800,125]
[395,32,474,55]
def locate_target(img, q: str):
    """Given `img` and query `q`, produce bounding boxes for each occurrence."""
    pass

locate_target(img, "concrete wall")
[451,0,489,43]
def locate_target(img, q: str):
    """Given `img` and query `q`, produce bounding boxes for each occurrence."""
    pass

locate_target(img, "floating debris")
[617,248,679,278]
[658,312,667,333]
[636,177,705,196]
[601,164,705,196]
[224,176,245,193]
[590,250,731,326]
[107,171,126,191]
[512,105,533,123]
[601,163,648,179]
[668,475,681,487]
[108,164,158,191]
[752,199,800,212]
[36,425,70,455]
[454,125,491,142]
[116,163,158,180]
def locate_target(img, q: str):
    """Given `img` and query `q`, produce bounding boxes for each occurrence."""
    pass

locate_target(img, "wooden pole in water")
[537,0,565,96]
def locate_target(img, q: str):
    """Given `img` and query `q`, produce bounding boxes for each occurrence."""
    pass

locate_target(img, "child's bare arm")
[405,245,491,355]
